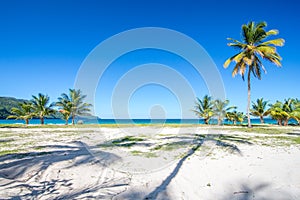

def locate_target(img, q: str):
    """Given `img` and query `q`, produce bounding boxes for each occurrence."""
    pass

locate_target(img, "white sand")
[1,126,300,199]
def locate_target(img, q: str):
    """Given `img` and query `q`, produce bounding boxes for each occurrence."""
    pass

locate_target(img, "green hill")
[0,96,64,119]
[0,97,28,119]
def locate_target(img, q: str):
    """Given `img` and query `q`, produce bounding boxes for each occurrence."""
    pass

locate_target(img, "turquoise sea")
[0,118,298,125]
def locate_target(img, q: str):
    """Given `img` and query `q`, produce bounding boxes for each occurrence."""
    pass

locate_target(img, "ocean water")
[0,118,298,125]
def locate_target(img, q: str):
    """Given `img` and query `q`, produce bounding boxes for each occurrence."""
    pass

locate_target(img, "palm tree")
[193,95,214,125]
[31,93,56,125]
[291,99,300,125]
[6,102,34,125]
[224,21,284,128]
[213,99,236,125]
[226,111,245,125]
[250,98,270,124]
[56,96,72,125]
[269,101,288,126]
[59,89,92,125]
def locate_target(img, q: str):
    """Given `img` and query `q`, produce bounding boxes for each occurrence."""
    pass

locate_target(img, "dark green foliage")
[0,97,27,119]
[0,96,63,119]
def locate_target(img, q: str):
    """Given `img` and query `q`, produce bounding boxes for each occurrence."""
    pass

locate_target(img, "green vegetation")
[155,141,191,151]
[57,89,92,125]
[269,99,300,126]
[98,136,145,148]
[56,94,73,125]
[213,99,236,125]
[1,89,93,125]
[193,95,299,126]
[226,111,246,125]
[7,102,35,125]
[0,149,20,156]
[130,150,157,157]
[0,97,28,119]
[31,93,56,125]
[224,21,284,128]
[193,95,214,124]
[250,98,270,124]
[222,127,294,134]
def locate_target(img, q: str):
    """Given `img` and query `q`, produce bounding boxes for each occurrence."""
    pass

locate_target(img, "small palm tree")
[269,101,288,126]
[59,89,92,125]
[226,111,245,125]
[250,98,270,124]
[291,99,300,125]
[31,93,56,125]
[7,102,34,125]
[193,95,214,125]
[56,96,72,125]
[213,99,236,125]
[224,21,284,128]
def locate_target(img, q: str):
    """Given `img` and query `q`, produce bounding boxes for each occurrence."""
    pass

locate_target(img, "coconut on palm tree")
[250,98,270,124]
[59,89,92,125]
[31,93,56,125]
[193,95,214,125]
[224,21,284,128]
[213,99,236,125]
[6,102,34,125]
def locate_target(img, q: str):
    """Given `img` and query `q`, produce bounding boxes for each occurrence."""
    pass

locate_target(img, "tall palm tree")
[213,99,236,125]
[56,96,72,125]
[6,102,34,125]
[193,95,214,125]
[250,98,270,124]
[224,21,284,128]
[31,93,56,125]
[59,89,92,125]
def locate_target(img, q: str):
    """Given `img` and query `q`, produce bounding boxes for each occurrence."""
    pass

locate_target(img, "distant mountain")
[0,96,98,120]
[0,97,28,119]
[0,96,63,119]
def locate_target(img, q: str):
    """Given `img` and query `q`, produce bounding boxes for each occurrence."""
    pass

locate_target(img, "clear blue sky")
[1,0,299,118]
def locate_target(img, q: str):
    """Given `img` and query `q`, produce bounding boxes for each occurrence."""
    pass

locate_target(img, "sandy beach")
[1,126,300,199]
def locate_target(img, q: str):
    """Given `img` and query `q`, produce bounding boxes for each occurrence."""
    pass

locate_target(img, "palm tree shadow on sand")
[0,141,130,199]
[118,134,253,200]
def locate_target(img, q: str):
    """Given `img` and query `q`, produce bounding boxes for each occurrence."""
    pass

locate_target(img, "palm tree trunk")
[204,118,209,125]
[40,117,44,125]
[260,116,264,124]
[25,119,29,125]
[218,117,222,126]
[284,119,289,126]
[72,114,75,125]
[247,70,252,128]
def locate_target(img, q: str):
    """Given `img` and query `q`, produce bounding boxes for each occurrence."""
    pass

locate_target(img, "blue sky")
[1,0,299,118]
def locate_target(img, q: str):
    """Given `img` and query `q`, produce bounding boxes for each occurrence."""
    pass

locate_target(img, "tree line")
[7,89,92,125]
[193,96,300,126]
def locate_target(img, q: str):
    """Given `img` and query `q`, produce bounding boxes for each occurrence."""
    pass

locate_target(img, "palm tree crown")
[31,93,55,125]
[59,89,92,125]
[7,102,34,125]
[214,99,236,125]
[56,96,73,125]
[224,21,284,128]
[193,95,214,124]
[250,98,270,123]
